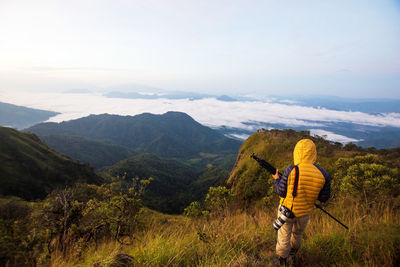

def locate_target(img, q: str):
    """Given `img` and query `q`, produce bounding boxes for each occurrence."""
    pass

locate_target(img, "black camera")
[273,205,295,231]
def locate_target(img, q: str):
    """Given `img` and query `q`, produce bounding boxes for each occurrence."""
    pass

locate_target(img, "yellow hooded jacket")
[277,139,329,217]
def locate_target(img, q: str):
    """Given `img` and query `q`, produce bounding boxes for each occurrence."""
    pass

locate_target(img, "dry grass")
[52,199,400,266]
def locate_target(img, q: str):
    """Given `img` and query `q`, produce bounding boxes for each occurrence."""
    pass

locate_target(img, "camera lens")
[272,213,289,230]
[272,206,293,231]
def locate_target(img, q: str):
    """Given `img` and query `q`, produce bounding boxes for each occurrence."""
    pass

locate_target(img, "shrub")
[340,163,399,200]
[40,176,151,254]
[335,155,400,202]
[0,175,151,265]
[204,186,234,213]
[0,199,41,266]
[183,201,204,218]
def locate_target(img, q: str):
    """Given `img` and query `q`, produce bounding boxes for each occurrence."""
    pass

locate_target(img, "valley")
[0,106,399,266]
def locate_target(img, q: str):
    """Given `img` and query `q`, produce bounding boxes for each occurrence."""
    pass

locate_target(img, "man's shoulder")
[313,164,330,180]
[285,165,296,171]
[313,163,328,172]
[283,165,296,176]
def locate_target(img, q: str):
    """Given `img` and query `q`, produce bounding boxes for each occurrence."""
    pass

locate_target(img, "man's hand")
[272,169,280,180]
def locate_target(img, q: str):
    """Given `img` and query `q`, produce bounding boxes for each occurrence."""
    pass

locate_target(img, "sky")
[0,0,400,98]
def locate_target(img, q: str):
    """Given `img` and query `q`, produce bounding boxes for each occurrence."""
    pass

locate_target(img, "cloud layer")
[309,129,360,144]
[1,91,400,143]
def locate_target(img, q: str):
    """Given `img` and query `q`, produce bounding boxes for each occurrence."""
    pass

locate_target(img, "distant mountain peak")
[162,111,196,120]
[26,111,242,159]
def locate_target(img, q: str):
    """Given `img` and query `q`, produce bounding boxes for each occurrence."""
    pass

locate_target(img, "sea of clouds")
[1,91,400,143]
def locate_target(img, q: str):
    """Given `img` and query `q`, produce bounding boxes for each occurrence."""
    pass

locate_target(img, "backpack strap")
[292,165,299,197]
[290,165,300,211]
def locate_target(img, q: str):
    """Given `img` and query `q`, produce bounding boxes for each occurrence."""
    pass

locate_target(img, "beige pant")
[276,207,310,258]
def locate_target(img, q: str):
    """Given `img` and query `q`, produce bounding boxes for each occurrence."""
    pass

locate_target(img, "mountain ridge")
[0,101,59,129]
[25,111,242,160]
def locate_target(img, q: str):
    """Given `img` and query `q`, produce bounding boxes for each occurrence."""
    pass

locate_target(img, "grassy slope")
[52,198,400,266]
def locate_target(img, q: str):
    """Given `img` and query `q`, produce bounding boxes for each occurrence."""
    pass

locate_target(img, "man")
[273,139,330,266]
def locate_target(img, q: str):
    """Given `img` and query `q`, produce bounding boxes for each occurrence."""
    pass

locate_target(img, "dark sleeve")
[274,165,295,198]
[314,164,331,202]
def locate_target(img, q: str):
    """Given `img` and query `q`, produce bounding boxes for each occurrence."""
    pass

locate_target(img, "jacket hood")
[293,139,317,165]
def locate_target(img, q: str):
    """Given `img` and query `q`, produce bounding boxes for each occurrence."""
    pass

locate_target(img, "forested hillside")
[102,154,198,213]
[0,126,102,200]
[26,112,241,159]
[39,134,136,169]
[101,153,229,213]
